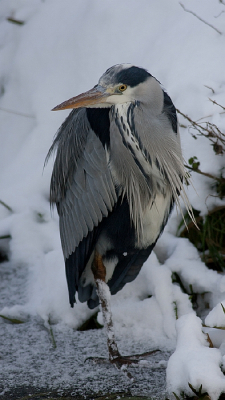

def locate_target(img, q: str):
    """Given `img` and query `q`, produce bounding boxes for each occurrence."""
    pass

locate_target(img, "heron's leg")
[92,251,121,361]
[91,251,160,372]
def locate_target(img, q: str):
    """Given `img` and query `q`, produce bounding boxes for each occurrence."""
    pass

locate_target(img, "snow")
[167,314,225,400]
[0,0,225,398]
[205,302,225,328]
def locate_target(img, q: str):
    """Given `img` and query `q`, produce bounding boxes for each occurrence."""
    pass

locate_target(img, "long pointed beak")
[52,86,110,111]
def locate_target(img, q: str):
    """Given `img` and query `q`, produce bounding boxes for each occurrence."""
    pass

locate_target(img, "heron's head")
[52,64,161,111]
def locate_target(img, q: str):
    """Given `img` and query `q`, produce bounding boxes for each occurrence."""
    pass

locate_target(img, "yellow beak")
[52,86,110,111]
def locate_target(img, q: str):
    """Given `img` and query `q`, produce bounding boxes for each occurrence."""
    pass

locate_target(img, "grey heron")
[47,64,193,366]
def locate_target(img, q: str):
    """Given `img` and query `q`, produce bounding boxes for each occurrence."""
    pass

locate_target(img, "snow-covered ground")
[0,0,225,398]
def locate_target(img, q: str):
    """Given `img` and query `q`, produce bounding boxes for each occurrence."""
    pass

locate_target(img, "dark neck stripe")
[163,91,177,134]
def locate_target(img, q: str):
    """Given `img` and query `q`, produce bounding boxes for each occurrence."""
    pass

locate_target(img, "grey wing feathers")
[48,108,117,259]
[47,109,88,203]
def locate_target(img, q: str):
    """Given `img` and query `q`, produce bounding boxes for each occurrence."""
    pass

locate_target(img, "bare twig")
[177,108,225,155]
[184,164,221,182]
[204,85,215,94]
[177,109,211,134]
[0,107,35,119]
[196,114,213,122]
[0,200,13,213]
[179,3,222,35]
[214,10,225,18]
[209,98,225,111]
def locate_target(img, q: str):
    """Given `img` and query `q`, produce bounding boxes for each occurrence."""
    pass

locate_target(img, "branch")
[204,85,215,94]
[208,98,225,111]
[184,164,221,182]
[0,107,35,119]
[0,200,13,212]
[179,3,222,35]
[176,109,212,134]
[214,10,225,18]
[176,108,225,154]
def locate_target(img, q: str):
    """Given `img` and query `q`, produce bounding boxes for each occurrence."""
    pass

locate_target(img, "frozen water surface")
[0,263,169,399]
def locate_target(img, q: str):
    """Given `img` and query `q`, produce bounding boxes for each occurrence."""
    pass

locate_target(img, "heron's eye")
[119,84,127,92]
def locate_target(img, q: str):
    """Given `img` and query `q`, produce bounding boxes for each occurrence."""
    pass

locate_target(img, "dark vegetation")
[177,104,225,273]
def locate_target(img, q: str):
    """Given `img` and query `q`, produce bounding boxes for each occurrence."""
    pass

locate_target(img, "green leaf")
[0,314,25,324]
[173,392,181,400]
[49,323,57,349]
[0,200,13,212]
[7,17,25,25]
[188,382,199,396]
[188,156,200,170]
[221,303,225,314]
[188,382,208,399]
[78,312,103,331]
[0,234,11,240]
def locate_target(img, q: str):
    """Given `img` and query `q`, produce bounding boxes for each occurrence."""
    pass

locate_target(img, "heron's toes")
[111,349,160,366]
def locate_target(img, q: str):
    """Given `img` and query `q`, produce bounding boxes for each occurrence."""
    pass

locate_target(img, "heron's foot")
[86,349,160,381]
[85,349,160,365]
[84,355,133,379]
[110,349,160,381]
[110,349,160,366]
